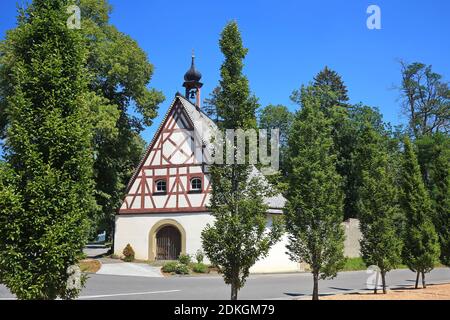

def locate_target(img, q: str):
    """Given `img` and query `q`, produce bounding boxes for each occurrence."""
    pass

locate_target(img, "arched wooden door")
[156,226,181,260]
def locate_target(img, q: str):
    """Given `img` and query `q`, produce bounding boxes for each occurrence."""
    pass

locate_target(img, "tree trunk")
[312,272,319,300]
[374,270,379,294]
[231,282,238,300]
[381,271,387,294]
[415,271,420,289]
[421,272,426,289]
[110,221,115,254]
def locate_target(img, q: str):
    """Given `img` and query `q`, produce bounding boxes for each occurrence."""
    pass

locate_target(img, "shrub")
[122,244,135,262]
[192,263,208,273]
[195,250,204,264]
[178,253,191,265]
[162,261,178,273]
[175,263,190,275]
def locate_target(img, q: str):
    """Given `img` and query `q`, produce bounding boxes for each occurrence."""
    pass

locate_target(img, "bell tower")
[183,52,203,108]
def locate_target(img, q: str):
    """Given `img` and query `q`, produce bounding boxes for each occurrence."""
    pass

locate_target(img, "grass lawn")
[342,257,408,271]
[342,257,445,272]
[79,259,101,273]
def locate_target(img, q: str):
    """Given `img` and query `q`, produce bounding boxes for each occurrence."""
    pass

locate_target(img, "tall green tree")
[312,66,349,107]
[416,133,450,266]
[343,105,385,219]
[400,138,440,288]
[77,0,164,240]
[292,67,357,220]
[0,0,96,299]
[285,86,345,301]
[399,61,449,138]
[203,86,220,122]
[258,104,293,190]
[356,123,403,294]
[0,0,164,241]
[201,22,282,300]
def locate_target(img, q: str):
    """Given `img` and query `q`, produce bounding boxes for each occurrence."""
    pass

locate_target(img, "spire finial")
[183,51,203,108]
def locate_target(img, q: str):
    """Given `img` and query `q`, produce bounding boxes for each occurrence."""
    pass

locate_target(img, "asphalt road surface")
[1,268,449,300]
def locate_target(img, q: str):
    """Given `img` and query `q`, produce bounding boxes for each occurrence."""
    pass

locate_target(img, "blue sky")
[1,0,449,144]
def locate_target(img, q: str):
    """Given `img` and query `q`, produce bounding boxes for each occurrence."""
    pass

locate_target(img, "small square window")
[155,180,166,193]
[190,178,202,192]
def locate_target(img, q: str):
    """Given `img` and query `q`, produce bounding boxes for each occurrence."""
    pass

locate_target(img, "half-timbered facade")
[114,57,302,272]
[119,94,212,215]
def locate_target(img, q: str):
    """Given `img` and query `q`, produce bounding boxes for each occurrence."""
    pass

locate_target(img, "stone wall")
[342,218,362,258]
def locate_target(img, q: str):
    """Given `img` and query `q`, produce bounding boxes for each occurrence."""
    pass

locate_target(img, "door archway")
[156,226,181,260]
[148,219,186,261]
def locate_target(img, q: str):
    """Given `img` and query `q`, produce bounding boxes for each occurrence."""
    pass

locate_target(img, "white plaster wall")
[114,213,215,260]
[250,215,301,273]
[342,218,362,258]
[114,213,301,273]
[250,234,301,273]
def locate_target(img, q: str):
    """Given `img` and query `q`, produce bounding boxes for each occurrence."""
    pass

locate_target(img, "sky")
[0,0,449,145]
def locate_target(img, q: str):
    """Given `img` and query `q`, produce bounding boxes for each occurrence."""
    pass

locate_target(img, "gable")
[119,96,211,214]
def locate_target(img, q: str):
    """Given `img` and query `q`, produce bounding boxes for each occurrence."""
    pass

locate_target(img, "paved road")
[1,268,449,300]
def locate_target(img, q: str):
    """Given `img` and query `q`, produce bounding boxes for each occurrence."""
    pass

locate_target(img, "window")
[155,179,167,193]
[190,178,202,192]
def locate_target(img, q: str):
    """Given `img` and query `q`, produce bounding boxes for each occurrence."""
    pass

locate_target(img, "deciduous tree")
[285,86,345,301]
[258,104,293,190]
[400,138,440,288]
[356,123,403,294]
[399,61,449,138]
[0,0,164,242]
[416,133,450,266]
[0,0,96,299]
[201,22,282,301]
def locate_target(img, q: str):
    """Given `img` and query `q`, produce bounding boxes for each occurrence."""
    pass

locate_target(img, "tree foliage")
[201,22,282,301]
[0,0,164,240]
[356,122,403,294]
[285,86,345,300]
[291,67,357,220]
[399,61,449,138]
[415,133,450,266]
[77,0,164,239]
[258,104,293,191]
[0,0,95,299]
[400,138,440,288]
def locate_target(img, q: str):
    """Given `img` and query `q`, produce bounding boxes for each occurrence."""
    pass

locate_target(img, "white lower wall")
[114,213,302,273]
[250,215,301,273]
[114,213,215,261]
[115,213,362,273]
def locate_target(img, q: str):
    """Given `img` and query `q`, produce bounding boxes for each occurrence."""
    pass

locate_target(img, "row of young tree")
[0,0,448,300]
[202,23,449,300]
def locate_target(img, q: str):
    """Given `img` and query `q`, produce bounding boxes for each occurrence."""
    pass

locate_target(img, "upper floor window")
[190,177,202,192]
[155,179,167,193]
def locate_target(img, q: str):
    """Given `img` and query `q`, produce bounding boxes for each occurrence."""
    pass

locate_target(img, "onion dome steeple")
[183,51,203,108]
[184,55,202,82]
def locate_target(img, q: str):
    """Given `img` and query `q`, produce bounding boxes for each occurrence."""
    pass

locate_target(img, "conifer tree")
[356,124,403,294]
[201,22,282,301]
[400,138,440,288]
[0,0,95,299]
[285,86,345,301]
[313,66,349,107]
